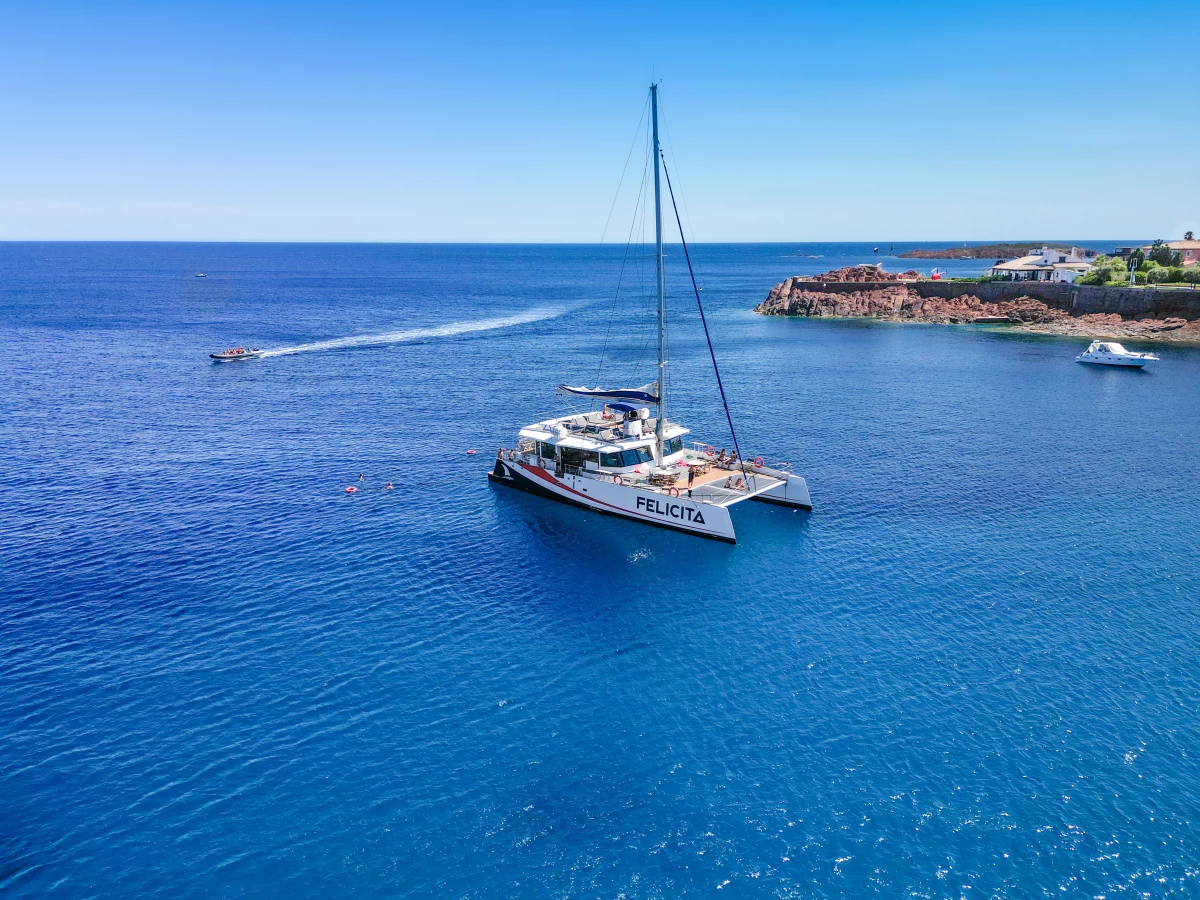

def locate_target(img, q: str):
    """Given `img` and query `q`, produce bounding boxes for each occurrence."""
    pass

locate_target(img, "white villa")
[990,247,1095,283]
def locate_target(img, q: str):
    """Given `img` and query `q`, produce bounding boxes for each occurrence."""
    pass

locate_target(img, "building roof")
[991,255,1092,272]
[1166,240,1200,250]
[992,256,1047,271]
[991,247,1090,271]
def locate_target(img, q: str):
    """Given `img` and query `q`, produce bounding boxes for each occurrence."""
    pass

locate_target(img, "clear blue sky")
[1,1,1195,242]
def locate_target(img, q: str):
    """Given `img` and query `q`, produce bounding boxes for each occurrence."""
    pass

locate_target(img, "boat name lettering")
[635,495,705,525]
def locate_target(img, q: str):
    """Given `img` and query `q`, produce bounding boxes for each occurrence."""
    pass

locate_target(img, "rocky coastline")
[897,243,1099,260]
[755,268,1200,344]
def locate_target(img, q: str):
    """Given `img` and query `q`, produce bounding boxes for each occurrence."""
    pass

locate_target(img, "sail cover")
[557,382,659,404]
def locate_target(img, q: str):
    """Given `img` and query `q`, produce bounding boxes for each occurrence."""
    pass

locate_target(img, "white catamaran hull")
[750,471,812,509]
[490,458,737,542]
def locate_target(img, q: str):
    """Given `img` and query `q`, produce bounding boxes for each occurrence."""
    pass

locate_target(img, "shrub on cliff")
[1078,256,1125,285]
[1146,266,1185,284]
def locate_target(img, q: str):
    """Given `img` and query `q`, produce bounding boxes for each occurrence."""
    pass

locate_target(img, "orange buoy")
[345,486,358,494]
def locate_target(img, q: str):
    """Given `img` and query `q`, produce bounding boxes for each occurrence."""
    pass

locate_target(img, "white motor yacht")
[1076,340,1158,368]
[488,84,811,543]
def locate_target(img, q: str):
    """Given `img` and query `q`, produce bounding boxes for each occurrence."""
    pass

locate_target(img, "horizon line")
[0,238,1143,246]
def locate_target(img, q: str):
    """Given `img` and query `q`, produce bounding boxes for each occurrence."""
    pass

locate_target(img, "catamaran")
[488,84,811,543]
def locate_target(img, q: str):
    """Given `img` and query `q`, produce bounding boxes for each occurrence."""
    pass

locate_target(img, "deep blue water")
[2,242,1198,898]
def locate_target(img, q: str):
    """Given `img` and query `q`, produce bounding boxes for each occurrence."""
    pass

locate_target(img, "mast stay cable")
[659,151,750,488]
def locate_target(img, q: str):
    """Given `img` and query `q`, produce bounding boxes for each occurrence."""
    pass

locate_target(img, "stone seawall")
[770,280,1200,319]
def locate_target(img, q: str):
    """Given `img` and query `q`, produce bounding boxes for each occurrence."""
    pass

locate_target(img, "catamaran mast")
[651,83,665,458]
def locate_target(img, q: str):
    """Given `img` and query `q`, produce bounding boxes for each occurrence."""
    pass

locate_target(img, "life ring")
[467,449,477,455]
[705,446,715,458]
[667,487,679,497]
[345,486,358,494]
[615,475,626,486]
[538,458,546,470]
[754,457,764,468]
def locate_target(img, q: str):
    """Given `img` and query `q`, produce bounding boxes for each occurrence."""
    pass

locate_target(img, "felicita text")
[635,495,706,524]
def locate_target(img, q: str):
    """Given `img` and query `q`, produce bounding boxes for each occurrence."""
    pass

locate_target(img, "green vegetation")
[1140,255,1199,284]
[1147,239,1183,268]
[1076,255,1131,286]
[1076,248,1198,287]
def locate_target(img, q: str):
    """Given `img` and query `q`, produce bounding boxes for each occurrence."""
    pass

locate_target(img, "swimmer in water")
[385,482,393,490]
[358,473,364,482]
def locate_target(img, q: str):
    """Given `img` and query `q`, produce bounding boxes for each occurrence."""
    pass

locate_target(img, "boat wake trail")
[257,307,565,358]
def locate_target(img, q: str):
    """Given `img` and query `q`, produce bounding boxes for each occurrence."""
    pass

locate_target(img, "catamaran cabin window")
[600,448,653,468]
[539,442,556,460]
[621,448,653,467]
[663,436,683,456]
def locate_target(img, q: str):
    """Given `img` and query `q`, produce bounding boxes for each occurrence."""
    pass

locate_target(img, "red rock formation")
[787,266,921,284]
[754,277,1200,343]
[756,281,1068,325]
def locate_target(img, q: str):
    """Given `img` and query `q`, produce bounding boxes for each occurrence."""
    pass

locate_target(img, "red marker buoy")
[345,486,358,494]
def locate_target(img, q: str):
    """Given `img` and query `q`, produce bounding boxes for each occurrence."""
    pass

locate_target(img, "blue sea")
[2,242,1198,898]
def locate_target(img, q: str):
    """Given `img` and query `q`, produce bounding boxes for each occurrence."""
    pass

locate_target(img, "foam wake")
[258,307,565,358]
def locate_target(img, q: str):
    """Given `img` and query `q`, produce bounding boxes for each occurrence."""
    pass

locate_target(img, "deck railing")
[496,446,778,506]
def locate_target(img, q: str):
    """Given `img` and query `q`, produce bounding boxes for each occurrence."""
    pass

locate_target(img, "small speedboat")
[210,346,264,362]
[1076,340,1158,368]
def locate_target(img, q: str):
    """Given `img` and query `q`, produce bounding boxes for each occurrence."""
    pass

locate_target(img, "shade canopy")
[604,402,646,414]
[557,382,659,404]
